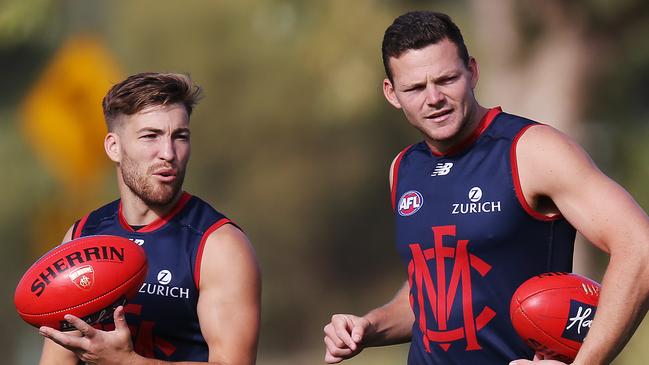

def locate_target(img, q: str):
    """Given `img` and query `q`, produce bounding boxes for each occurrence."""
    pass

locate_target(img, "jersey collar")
[118,191,192,233]
[430,106,502,157]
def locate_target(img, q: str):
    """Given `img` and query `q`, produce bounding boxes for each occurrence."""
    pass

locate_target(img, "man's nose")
[425,83,445,107]
[158,137,175,161]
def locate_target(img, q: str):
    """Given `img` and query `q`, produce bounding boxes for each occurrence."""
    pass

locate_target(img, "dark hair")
[102,72,202,130]
[382,11,469,81]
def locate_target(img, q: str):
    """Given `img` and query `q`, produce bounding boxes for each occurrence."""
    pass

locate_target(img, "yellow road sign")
[22,35,122,188]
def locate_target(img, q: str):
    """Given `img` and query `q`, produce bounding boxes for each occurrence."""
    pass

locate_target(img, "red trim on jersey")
[125,303,142,316]
[73,214,90,239]
[391,145,413,211]
[193,218,232,289]
[156,337,177,357]
[511,125,562,221]
[118,192,193,232]
[431,107,503,157]
[117,209,131,231]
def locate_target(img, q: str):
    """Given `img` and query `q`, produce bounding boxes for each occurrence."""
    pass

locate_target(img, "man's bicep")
[555,170,649,253]
[196,224,261,365]
[518,125,649,253]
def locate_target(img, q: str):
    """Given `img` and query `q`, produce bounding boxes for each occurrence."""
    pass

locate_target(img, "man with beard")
[38,72,261,365]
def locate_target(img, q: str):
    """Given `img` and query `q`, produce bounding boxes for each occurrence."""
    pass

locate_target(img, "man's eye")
[440,76,458,85]
[405,85,423,92]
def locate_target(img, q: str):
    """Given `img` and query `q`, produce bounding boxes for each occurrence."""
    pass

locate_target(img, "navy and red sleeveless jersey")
[72,192,233,361]
[392,108,576,364]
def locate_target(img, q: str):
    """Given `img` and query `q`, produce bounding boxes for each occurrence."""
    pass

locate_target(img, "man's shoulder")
[183,194,224,217]
[395,141,428,161]
[83,198,121,223]
[70,198,121,238]
[179,194,233,233]
[486,111,541,137]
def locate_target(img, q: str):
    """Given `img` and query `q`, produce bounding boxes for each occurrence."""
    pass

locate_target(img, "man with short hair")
[324,11,649,365]
[38,72,261,365]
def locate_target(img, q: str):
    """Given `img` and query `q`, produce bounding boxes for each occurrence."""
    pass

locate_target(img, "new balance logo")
[431,162,453,176]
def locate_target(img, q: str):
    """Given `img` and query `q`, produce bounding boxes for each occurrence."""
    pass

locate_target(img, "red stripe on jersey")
[433,107,503,157]
[118,192,192,232]
[73,214,90,239]
[193,218,232,289]
[510,125,561,221]
[391,145,413,211]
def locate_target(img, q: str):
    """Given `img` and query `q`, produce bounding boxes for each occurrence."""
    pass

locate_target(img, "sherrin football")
[14,235,147,331]
[510,272,600,363]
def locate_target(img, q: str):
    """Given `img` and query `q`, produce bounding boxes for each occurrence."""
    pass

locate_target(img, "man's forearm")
[363,282,414,347]
[572,254,649,365]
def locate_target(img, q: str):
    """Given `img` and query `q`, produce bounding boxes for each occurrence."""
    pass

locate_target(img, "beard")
[120,154,186,207]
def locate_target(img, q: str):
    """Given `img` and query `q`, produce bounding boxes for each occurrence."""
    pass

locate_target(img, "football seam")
[17,263,146,318]
[515,298,580,352]
[516,276,601,301]
[517,285,584,301]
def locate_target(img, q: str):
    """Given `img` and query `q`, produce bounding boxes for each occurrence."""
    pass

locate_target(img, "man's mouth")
[425,108,453,121]
[152,168,177,182]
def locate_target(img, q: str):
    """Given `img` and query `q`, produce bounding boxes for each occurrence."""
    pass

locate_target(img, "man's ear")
[468,56,479,89]
[104,132,121,163]
[383,78,402,109]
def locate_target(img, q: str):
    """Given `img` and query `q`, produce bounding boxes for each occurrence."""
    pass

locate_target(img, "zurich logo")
[157,270,172,285]
[468,187,482,202]
[398,190,424,216]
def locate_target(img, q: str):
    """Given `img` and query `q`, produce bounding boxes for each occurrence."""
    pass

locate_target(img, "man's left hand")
[39,306,138,365]
[510,353,568,365]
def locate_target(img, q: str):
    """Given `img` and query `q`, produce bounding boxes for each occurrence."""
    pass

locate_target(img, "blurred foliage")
[2,0,649,364]
[0,0,54,47]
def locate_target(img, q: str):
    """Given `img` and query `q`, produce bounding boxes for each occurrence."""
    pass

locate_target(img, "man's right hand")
[323,314,373,363]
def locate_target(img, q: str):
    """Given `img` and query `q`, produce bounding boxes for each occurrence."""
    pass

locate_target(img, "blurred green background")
[2,0,649,364]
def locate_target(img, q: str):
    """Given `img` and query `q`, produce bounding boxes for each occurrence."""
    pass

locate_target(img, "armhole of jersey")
[510,125,562,222]
[72,213,90,239]
[391,145,413,212]
[193,217,233,290]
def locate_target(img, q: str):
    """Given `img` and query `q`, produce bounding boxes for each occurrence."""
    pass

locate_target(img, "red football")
[510,272,600,362]
[14,235,147,331]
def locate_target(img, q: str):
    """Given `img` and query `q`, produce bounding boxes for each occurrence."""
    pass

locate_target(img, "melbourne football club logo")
[69,265,95,290]
[408,225,495,352]
[398,190,424,216]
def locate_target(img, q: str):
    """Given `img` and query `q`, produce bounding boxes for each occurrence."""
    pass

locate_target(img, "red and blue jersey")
[72,192,233,361]
[392,108,576,364]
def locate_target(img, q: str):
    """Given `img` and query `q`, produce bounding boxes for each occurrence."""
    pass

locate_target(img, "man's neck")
[119,187,183,227]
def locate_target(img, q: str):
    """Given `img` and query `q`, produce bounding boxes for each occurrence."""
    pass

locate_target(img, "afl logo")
[398,190,424,216]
